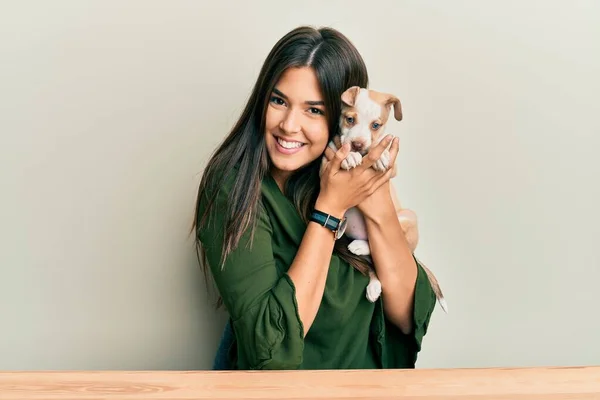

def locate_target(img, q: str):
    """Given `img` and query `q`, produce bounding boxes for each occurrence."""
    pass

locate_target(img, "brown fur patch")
[368,90,402,122]
[341,111,358,129]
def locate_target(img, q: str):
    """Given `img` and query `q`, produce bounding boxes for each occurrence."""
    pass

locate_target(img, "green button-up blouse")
[197,167,438,370]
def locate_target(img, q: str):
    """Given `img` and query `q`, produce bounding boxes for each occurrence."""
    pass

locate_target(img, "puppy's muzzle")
[350,139,366,153]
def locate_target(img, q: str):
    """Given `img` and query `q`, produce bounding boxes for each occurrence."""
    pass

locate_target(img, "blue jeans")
[212,319,235,370]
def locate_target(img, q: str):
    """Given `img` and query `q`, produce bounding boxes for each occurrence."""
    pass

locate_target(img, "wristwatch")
[309,209,347,240]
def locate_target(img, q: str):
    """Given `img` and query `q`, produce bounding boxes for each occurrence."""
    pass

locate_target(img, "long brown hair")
[193,26,372,307]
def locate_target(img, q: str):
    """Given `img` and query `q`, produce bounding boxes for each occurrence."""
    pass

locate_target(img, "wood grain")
[1,366,599,399]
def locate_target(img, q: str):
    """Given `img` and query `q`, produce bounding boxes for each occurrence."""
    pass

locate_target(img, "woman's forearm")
[363,195,418,334]
[286,198,343,336]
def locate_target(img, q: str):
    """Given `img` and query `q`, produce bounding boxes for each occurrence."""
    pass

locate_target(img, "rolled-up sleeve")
[197,183,304,370]
[378,255,438,368]
[411,256,437,351]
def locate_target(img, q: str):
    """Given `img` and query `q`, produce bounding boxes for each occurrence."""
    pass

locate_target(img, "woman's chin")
[271,158,304,173]
[267,143,321,174]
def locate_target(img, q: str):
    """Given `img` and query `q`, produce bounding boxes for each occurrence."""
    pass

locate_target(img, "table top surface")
[1,366,599,399]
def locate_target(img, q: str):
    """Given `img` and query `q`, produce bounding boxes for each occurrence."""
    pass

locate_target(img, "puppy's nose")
[351,141,365,152]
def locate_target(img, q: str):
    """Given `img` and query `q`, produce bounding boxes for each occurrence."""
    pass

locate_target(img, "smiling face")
[264,67,329,187]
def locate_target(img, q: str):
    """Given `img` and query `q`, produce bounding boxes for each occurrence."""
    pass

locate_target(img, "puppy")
[324,86,447,313]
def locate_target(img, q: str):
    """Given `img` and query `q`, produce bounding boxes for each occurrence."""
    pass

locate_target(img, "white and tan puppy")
[324,86,447,312]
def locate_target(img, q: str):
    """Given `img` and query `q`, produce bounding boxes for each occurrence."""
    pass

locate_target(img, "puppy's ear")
[371,91,403,121]
[386,95,402,121]
[341,86,361,106]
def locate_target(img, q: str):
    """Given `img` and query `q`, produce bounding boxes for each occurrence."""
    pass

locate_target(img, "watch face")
[335,217,348,240]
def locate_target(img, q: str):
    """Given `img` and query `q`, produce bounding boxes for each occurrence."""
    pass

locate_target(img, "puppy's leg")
[366,269,382,302]
[341,151,362,170]
[398,209,419,252]
[372,134,394,172]
[373,149,391,172]
[348,239,370,256]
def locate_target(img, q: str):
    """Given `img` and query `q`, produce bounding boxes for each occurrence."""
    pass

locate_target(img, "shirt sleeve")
[378,255,437,368]
[410,256,437,352]
[197,181,304,370]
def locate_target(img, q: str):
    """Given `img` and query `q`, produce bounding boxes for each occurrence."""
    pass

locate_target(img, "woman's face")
[264,67,329,186]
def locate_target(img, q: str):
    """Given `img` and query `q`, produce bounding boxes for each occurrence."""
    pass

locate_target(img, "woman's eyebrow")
[272,88,324,106]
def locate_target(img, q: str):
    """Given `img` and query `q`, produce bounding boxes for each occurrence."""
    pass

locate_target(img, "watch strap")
[309,209,340,231]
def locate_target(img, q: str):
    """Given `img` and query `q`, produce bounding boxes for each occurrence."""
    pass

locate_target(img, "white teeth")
[277,137,303,149]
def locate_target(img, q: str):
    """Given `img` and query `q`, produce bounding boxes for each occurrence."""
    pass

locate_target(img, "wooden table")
[1,366,599,399]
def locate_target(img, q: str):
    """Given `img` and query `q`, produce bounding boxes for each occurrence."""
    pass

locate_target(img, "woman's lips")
[274,135,306,155]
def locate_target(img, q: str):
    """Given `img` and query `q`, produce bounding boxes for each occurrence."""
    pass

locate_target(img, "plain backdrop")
[1,0,599,370]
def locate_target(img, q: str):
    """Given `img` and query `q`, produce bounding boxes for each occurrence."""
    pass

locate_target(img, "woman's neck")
[270,168,290,193]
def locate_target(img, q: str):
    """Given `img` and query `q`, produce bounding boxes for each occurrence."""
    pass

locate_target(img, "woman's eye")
[270,96,285,106]
[309,107,324,115]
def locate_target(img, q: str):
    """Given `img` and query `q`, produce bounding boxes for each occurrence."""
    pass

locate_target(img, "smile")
[274,135,306,155]
[276,136,305,149]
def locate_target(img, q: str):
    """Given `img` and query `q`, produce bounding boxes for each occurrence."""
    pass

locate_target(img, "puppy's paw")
[366,278,382,302]
[341,151,362,170]
[373,149,390,172]
[348,239,370,256]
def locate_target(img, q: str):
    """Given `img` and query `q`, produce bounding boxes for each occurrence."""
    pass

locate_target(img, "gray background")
[1,0,598,370]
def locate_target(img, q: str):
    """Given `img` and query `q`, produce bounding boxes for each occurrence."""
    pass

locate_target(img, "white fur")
[347,239,370,256]
[341,151,362,170]
[339,89,388,151]
[373,149,391,171]
[366,270,382,302]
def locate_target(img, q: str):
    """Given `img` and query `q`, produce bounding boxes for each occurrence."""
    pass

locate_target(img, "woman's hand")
[355,140,400,220]
[316,135,399,218]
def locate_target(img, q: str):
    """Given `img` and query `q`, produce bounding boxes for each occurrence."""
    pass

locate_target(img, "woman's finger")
[366,137,399,188]
[387,136,400,168]
[359,135,394,171]
[328,142,351,176]
[373,162,396,189]
[387,137,400,178]
[324,146,336,162]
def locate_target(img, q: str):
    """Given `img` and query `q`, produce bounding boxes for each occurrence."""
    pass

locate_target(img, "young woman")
[194,25,438,370]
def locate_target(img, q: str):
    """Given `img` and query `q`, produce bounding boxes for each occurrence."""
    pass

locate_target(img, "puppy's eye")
[372,122,381,130]
[345,116,354,124]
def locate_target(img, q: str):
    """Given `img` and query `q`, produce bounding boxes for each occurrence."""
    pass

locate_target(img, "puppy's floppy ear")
[386,95,402,121]
[341,86,361,106]
[371,91,403,121]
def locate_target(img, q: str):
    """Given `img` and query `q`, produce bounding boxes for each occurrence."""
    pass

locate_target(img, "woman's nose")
[279,110,301,134]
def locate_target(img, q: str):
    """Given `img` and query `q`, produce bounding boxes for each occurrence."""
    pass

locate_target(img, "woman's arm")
[359,182,419,335]
[286,204,340,335]
[295,136,397,333]
[322,137,436,337]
